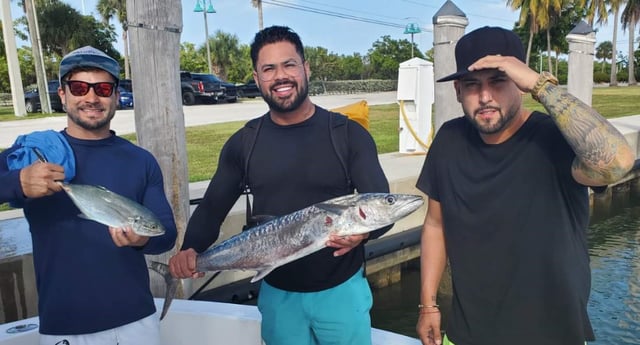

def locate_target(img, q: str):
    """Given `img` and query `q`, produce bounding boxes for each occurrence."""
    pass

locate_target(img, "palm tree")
[621,0,640,85]
[579,0,609,26]
[251,0,264,31]
[96,0,129,79]
[207,30,242,81]
[578,0,623,85]
[539,0,564,72]
[508,0,562,71]
[610,1,623,85]
[507,0,539,65]
[596,41,613,72]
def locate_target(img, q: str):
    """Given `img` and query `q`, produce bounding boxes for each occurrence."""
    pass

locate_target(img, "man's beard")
[66,104,115,131]
[261,78,309,113]
[466,106,517,135]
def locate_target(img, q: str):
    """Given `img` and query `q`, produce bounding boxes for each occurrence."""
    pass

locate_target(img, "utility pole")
[251,0,263,30]
[1,0,27,116]
[126,0,190,298]
[23,0,52,113]
[194,0,216,75]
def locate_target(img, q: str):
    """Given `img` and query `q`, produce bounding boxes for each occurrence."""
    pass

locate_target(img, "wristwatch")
[531,71,558,102]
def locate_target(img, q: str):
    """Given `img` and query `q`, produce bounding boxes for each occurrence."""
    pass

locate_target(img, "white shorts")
[39,313,160,345]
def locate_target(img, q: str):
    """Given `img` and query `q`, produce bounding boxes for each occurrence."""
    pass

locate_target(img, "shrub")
[308,80,398,95]
[593,71,609,83]
[616,71,628,82]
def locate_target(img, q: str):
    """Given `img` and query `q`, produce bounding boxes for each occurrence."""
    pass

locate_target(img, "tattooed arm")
[468,55,636,186]
[532,75,635,186]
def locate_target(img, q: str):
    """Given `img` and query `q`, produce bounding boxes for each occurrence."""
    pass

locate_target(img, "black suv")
[180,71,238,105]
[24,80,64,113]
[237,80,261,98]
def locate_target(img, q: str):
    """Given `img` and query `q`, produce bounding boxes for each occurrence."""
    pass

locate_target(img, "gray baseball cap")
[59,46,120,83]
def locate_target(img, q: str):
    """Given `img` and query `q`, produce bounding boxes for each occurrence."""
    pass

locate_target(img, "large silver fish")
[59,183,166,237]
[151,192,424,319]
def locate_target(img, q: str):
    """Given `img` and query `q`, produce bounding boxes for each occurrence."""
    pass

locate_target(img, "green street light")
[193,0,203,12]
[404,23,421,58]
[195,0,216,74]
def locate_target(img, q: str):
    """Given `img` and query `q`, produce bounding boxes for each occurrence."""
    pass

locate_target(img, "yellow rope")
[399,99,433,152]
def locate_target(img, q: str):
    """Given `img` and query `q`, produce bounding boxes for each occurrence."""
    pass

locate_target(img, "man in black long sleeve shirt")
[169,26,391,345]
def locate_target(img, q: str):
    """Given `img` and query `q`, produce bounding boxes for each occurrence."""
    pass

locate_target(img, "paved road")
[0,92,398,148]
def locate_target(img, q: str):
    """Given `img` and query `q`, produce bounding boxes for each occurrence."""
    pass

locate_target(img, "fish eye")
[143,222,158,230]
[385,195,396,204]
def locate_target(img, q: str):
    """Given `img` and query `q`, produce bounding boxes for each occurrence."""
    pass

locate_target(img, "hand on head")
[468,55,540,93]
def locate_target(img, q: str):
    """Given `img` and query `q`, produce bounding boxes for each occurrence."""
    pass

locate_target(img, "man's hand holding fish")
[19,161,65,197]
[109,225,150,247]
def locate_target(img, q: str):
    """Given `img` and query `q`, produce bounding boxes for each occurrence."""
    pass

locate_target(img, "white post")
[1,0,27,116]
[432,2,468,133]
[566,22,596,106]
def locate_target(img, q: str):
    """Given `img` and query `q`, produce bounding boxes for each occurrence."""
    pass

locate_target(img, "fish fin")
[149,261,179,321]
[77,213,91,220]
[250,267,277,283]
[314,203,349,215]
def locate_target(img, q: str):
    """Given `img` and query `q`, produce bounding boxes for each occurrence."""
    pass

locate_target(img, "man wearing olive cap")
[0,46,177,344]
[415,26,635,345]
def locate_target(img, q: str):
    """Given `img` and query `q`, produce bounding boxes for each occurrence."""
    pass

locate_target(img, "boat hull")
[0,299,420,345]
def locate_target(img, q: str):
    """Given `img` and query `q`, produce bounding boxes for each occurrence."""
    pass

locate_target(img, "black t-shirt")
[184,106,390,291]
[416,112,595,345]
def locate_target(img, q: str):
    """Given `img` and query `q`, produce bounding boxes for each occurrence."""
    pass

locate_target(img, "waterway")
[370,195,640,343]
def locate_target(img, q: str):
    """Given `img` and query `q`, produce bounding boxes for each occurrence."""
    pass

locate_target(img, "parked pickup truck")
[180,71,237,105]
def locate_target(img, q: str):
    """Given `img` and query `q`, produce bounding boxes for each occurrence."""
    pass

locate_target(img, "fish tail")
[149,261,179,321]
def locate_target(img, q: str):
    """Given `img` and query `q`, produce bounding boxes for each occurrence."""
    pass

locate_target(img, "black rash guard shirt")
[183,106,390,292]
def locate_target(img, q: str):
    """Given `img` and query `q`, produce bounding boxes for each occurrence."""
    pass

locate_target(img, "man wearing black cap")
[0,46,177,344]
[414,26,635,345]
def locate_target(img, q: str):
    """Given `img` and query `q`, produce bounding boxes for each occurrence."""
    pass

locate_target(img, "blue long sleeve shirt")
[0,130,177,335]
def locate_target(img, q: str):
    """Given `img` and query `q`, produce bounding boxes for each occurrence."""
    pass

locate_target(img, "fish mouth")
[135,227,166,237]
[139,231,165,237]
[395,195,424,218]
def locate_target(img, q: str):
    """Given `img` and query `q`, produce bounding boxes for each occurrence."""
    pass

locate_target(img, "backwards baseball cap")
[437,26,525,82]
[59,46,120,83]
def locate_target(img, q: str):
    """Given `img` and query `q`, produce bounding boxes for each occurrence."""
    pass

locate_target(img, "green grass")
[121,121,249,182]
[185,104,400,181]
[0,109,65,121]
[1,86,639,211]
[522,86,640,119]
[119,104,401,183]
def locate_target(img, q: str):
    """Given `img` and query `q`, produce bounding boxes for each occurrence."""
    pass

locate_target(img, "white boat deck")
[0,299,421,345]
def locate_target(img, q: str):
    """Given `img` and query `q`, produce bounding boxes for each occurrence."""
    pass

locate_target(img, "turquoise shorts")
[257,268,372,345]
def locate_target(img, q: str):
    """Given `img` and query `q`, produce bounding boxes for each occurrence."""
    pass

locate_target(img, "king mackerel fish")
[151,192,424,320]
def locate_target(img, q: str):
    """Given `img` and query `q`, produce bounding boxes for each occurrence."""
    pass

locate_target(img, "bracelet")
[419,310,441,314]
[531,71,558,102]
[418,304,439,309]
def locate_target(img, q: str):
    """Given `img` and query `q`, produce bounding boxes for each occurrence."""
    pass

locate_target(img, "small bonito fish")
[151,192,424,319]
[59,183,166,237]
